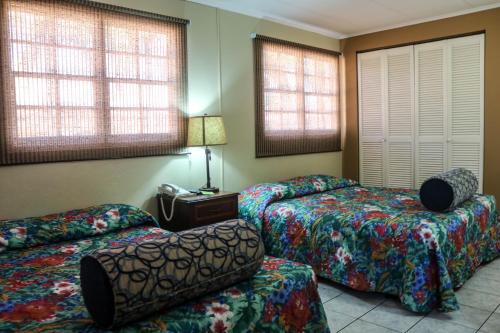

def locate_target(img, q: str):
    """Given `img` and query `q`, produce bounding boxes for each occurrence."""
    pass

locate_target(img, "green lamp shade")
[187,115,227,147]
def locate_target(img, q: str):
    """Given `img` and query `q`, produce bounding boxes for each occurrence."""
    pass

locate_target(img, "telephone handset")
[158,184,195,223]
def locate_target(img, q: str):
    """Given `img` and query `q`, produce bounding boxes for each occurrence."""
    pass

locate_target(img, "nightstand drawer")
[157,192,239,232]
[195,198,237,221]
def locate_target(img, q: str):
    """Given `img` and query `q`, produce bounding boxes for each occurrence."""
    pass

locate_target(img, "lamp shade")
[187,115,227,147]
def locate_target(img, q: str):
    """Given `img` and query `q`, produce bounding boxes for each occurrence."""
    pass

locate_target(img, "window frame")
[253,35,342,158]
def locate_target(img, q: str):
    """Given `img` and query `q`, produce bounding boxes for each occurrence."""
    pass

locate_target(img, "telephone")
[158,183,191,196]
[158,184,195,223]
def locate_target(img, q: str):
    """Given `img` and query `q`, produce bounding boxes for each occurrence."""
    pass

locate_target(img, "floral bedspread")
[239,175,500,313]
[0,204,329,332]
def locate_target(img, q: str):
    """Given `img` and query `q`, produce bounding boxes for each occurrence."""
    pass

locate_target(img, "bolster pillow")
[80,219,264,328]
[419,168,478,212]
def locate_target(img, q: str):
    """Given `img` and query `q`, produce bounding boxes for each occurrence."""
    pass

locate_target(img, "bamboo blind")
[0,0,188,165]
[254,35,341,157]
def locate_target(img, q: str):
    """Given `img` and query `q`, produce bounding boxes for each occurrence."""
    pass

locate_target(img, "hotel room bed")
[239,175,500,313]
[0,204,329,333]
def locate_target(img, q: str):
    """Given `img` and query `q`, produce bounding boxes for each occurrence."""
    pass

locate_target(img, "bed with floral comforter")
[0,204,329,333]
[239,175,499,313]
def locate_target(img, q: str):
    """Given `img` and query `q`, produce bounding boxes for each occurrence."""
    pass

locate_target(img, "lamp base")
[199,186,219,193]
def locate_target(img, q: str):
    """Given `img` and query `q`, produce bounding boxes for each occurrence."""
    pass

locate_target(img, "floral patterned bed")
[239,175,500,313]
[0,204,329,332]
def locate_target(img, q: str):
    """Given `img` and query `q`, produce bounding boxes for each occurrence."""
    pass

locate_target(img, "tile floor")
[318,258,500,333]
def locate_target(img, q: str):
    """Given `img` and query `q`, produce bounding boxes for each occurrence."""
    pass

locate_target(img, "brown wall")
[341,8,500,199]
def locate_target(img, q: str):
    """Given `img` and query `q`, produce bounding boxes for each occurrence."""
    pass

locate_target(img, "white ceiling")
[187,0,500,38]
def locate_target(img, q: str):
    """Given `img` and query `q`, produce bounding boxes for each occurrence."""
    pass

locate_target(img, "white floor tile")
[478,313,500,333]
[474,266,500,281]
[340,320,399,333]
[407,317,476,333]
[323,291,384,318]
[318,281,344,303]
[323,307,356,333]
[427,304,491,329]
[360,299,423,332]
[486,258,500,270]
[462,276,500,296]
[455,287,500,311]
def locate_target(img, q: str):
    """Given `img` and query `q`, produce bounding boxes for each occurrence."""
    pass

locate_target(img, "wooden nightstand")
[157,192,239,232]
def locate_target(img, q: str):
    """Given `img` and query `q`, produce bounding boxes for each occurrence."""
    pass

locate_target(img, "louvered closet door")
[447,35,484,191]
[385,46,414,188]
[358,51,385,186]
[415,41,447,187]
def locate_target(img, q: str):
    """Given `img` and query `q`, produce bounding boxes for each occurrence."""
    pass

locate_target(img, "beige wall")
[218,10,342,191]
[0,0,341,220]
[341,8,500,200]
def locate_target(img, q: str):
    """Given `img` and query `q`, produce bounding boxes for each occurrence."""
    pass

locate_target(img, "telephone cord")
[160,195,179,222]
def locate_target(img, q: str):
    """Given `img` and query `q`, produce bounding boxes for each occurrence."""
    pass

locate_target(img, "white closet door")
[385,46,414,188]
[358,35,484,191]
[447,35,484,191]
[358,51,385,186]
[415,41,447,187]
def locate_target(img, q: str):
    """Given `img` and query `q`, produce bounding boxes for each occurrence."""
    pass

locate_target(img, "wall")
[341,8,500,199]
[218,10,342,191]
[0,0,341,220]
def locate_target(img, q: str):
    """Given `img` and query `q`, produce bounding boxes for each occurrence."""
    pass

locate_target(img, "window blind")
[253,35,341,157]
[0,0,188,165]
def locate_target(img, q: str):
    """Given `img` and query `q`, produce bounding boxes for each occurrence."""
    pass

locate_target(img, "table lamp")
[187,114,227,193]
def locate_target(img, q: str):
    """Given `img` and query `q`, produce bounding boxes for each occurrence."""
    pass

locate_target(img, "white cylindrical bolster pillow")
[80,219,264,328]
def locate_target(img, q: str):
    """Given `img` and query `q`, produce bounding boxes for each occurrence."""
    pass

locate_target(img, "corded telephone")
[158,183,191,196]
[158,184,196,223]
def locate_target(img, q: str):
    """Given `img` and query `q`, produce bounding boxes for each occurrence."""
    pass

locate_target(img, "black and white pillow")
[419,168,478,212]
[80,219,265,328]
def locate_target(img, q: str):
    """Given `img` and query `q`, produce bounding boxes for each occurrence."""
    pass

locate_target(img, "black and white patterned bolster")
[79,219,265,328]
[419,168,478,212]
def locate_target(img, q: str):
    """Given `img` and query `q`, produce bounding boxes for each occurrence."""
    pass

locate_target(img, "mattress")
[239,175,500,313]
[0,204,329,332]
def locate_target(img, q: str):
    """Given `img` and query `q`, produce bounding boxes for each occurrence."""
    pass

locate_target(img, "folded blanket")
[239,175,358,231]
[0,204,156,253]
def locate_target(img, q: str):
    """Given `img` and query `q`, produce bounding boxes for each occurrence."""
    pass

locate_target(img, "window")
[0,0,188,165]
[254,35,341,157]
